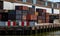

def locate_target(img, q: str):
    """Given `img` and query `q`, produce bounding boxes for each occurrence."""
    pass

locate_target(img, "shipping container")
[10,21,16,27]
[47,2,52,8]
[46,13,49,19]
[36,8,46,12]
[16,10,22,15]
[22,15,26,21]
[30,15,37,21]
[36,1,45,6]
[16,14,22,20]
[29,21,35,27]
[15,6,29,10]
[22,10,28,15]
[26,0,32,3]
[1,12,8,21]
[8,10,16,14]
[37,16,42,20]
[18,21,29,27]
[26,14,31,21]
[0,14,2,20]
[16,20,21,26]
[28,7,35,15]
[8,14,16,21]
[0,21,5,26]
[35,12,38,16]
[42,20,46,23]
[46,19,49,23]
[0,1,3,9]
[37,20,42,23]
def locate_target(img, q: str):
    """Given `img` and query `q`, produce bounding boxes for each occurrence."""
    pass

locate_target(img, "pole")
[59,8,60,23]
[52,2,54,14]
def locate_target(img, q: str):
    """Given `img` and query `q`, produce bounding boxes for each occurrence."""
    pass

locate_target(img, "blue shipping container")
[0,21,5,26]
[16,10,22,15]
[8,10,16,14]
[29,21,35,27]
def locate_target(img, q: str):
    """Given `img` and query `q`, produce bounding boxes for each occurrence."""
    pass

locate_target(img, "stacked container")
[0,1,3,9]
[36,8,46,23]
[8,10,16,21]
[45,13,49,23]
[15,6,29,27]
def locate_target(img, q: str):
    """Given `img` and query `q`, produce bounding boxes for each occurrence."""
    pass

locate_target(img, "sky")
[47,0,60,2]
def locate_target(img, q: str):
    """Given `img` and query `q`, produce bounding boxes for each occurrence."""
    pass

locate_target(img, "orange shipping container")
[46,13,49,19]
[35,12,38,16]
[31,15,37,20]
[26,14,31,20]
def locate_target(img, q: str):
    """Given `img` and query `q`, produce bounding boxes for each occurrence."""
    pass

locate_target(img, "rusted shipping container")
[46,13,49,19]
[26,14,31,21]
[29,7,35,15]
[30,15,37,20]
[15,6,29,10]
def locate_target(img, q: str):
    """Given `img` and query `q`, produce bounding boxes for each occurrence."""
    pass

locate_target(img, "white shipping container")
[3,1,14,10]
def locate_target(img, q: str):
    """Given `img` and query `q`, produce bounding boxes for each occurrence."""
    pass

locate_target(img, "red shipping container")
[22,21,24,27]
[27,21,29,27]
[8,20,10,27]
[31,15,37,20]
[0,14,2,19]
[13,21,16,26]
[26,14,31,20]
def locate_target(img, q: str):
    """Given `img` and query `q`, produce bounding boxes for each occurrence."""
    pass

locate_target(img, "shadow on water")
[0,27,60,36]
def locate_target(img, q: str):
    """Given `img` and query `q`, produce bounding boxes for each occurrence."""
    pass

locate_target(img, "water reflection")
[0,30,60,36]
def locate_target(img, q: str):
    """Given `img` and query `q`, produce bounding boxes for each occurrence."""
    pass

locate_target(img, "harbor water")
[0,30,60,36]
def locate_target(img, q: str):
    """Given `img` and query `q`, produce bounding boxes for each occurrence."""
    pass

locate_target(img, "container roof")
[47,0,60,2]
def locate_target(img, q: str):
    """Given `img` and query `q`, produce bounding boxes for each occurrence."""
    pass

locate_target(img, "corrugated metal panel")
[29,21,35,27]
[16,15,22,20]
[0,21,5,26]
[15,6,29,10]
[8,10,16,14]
[22,10,28,15]
[8,14,16,20]
[26,0,32,3]
[16,10,22,14]
[22,15,26,21]
[1,12,8,21]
